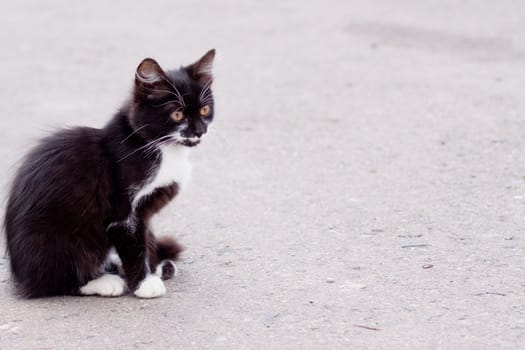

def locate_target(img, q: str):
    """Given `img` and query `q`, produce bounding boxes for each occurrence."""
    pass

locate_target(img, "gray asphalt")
[1,1,524,349]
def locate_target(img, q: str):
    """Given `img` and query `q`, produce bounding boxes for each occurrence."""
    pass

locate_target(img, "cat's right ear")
[186,49,216,84]
[135,58,169,99]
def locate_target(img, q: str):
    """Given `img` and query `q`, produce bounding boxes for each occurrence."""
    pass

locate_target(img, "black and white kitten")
[3,49,216,298]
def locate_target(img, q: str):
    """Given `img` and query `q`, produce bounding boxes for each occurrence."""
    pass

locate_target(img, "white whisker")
[141,86,182,101]
[120,124,151,144]
[117,135,172,163]
[200,97,214,105]
[199,78,213,101]
[161,76,186,107]
[153,100,181,108]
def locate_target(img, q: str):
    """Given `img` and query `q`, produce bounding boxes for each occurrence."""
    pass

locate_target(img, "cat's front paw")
[134,275,166,298]
[80,274,126,297]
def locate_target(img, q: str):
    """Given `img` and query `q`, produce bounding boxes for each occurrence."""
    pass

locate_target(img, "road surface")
[0,0,524,349]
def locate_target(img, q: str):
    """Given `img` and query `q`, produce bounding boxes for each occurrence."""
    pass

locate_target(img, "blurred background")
[1,1,524,349]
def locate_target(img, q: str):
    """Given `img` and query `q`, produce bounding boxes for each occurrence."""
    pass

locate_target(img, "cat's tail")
[147,234,184,280]
[154,236,183,262]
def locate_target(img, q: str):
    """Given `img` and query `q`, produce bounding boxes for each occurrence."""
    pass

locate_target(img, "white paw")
[154,260,178,277]
[134,275,166,299]
[80,274,125,297]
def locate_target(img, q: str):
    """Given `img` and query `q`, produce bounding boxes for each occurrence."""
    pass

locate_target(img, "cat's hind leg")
[103,247,124,275]
[104,234,181,282]
[155,260,178,280]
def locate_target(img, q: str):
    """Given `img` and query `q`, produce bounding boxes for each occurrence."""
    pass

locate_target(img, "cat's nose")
[193,123,206,137]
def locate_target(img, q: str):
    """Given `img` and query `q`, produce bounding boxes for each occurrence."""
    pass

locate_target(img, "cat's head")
[130,49,215,147]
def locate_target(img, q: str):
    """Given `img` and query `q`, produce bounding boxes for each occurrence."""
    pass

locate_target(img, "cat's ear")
[135,58,170,99]
[136,58,165,84]
[186,49,215,83]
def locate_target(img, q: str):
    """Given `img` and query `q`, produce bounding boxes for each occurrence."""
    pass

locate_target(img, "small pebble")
[326,277,335,283]
[422,264,434,269]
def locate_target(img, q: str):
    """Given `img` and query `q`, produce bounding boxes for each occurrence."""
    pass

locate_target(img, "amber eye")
[200,105,211,117]
[170,111,184,122]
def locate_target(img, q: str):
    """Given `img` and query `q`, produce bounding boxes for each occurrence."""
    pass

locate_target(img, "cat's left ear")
[135,58,171,100]
[186,49,215,83]
[136,58,166,85]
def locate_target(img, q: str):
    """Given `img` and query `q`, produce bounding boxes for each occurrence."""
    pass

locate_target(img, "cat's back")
[5,126,112,228]
[26,126,104,166]
[14,126,107,186]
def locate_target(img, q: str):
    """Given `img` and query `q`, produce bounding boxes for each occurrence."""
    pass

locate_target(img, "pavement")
[1,0,524,349]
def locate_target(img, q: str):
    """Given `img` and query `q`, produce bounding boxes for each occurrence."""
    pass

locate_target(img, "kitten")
[3,49,216,298]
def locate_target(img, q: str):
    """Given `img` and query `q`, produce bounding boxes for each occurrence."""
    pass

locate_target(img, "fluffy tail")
[147,234,184,280]
[154,236,183,261]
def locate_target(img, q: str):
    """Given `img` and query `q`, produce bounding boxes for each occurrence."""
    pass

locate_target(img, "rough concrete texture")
[1,0,524,349]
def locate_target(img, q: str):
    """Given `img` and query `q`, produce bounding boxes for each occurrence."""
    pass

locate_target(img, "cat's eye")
[199,105,211,117]
[171,111,184,122]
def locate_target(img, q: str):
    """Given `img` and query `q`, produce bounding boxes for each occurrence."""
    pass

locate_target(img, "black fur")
[3,49,215,298]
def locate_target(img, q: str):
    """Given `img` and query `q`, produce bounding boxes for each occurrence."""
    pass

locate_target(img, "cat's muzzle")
[180,138,200,147]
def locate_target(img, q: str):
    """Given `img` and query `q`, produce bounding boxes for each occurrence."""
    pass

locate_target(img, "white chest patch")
[132,145,191,208]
